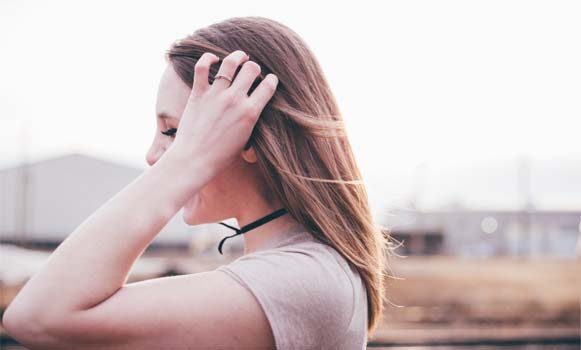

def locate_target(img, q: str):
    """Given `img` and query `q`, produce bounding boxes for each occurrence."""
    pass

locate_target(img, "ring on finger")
[214,74,233,85]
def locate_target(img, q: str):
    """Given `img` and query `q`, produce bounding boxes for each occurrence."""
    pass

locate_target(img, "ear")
[241,146,258,163]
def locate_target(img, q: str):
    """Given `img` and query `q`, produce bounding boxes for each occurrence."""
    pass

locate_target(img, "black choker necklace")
[217,208,288,254]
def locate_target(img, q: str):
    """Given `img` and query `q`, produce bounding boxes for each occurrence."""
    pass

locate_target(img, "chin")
[182,192,230,226]
[182,194,203,225]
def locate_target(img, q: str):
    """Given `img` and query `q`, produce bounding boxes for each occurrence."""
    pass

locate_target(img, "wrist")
[154,148,213,206]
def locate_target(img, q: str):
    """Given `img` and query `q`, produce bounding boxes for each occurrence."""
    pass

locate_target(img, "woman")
[3,16,393,349]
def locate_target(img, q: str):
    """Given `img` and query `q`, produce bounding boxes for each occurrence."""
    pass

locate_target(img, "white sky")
[1,0,580,211]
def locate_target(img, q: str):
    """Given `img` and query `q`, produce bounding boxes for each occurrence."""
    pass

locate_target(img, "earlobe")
[241,146,258,163]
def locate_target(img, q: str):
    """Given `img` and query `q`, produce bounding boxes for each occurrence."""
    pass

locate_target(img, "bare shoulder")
[12,271,275,349]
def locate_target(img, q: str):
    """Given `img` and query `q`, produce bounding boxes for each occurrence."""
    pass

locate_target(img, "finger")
[211,50,249,91]
[230,61,261,96]
[248,74,279,111]
[192,52,220,95]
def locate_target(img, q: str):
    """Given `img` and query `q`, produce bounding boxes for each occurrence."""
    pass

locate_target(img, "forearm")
[4,151,207,321]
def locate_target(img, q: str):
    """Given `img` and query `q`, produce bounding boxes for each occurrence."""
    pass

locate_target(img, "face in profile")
[145,64,261,225]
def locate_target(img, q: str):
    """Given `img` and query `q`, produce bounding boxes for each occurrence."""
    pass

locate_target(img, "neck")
[225,162,304,254]
[236,204,304,255]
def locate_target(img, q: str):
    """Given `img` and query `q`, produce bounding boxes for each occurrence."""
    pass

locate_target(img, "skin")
[150,56,303,255]
[3,50,302,349]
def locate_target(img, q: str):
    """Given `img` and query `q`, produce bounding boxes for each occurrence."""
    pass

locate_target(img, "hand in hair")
[167,50,278,186]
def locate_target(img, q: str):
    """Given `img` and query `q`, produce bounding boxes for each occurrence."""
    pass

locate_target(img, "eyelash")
[161,128,177,138]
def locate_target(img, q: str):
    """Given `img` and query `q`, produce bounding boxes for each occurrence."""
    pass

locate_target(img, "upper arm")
[12,271,275,349]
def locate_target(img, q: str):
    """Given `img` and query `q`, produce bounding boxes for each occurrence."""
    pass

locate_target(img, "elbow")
[3,305,37,344]
[3,303,59,348]
[3,300,31,334]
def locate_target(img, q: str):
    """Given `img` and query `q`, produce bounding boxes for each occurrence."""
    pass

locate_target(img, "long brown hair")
[165,16,397,338]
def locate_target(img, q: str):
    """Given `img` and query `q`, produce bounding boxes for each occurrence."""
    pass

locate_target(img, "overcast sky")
[1,0,580,211]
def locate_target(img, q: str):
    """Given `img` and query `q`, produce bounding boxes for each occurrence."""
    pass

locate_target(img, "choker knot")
[217,208,288,254]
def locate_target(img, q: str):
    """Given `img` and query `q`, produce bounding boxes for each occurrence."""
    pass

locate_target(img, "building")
[0,153,242,254]
[385,208,581,258]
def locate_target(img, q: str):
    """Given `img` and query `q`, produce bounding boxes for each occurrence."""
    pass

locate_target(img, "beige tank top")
[215,229,368,350]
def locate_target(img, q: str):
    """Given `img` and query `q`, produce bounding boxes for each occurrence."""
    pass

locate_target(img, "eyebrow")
[157,112,177,120]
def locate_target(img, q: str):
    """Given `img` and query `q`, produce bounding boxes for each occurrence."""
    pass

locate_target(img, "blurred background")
[1,0,580,349]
